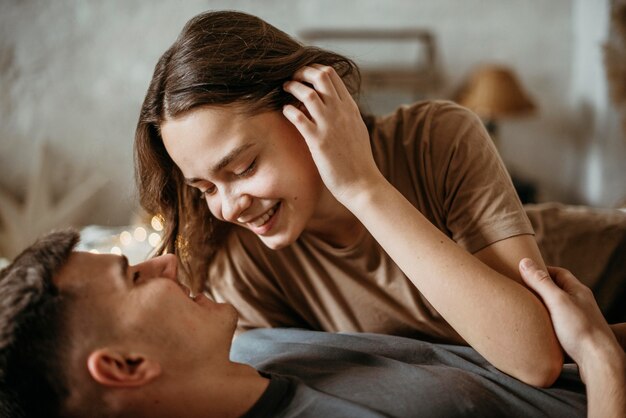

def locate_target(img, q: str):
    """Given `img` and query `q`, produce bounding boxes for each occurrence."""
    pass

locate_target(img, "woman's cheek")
[254,166,284,195]
[207,198,224,221]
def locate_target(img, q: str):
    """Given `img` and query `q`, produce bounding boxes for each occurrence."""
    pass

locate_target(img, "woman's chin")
[258,234,296,250]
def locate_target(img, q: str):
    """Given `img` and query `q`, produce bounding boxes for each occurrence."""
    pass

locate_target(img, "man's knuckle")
[535,270,551,282]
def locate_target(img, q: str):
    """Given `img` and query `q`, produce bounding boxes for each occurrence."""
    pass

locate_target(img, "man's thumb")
[519,258,555,299]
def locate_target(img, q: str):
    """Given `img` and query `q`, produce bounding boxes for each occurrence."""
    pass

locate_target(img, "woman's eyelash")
[196,158,257,200]
[198,186,216,199]
[237,158,257,177]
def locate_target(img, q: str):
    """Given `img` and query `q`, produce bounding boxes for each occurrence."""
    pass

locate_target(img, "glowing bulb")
[120,231,132,246]
[151,215,164,232]
[148,232,161,248]
[89,249,100,254]
[134,227,147,242]
[110,246,122,255]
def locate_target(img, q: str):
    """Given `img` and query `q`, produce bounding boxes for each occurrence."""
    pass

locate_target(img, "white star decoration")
[0,142,107,259]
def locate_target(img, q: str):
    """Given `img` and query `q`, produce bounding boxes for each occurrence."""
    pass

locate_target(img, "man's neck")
[139,362,269,418]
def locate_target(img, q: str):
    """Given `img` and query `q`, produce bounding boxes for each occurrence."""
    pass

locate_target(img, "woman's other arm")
[341,175,562,386]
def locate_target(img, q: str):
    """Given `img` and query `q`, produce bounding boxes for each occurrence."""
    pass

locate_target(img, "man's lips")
[175,280,215,306]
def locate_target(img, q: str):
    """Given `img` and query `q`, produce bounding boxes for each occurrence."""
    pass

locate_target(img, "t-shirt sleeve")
[425,102,534,253]
[207,232,308,334]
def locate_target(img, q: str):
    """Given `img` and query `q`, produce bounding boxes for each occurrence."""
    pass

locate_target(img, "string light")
[148,232,161,248]
[151,215,164,232]
[96,214,166,260]
[120,230,132,246]
[134,227,147,242]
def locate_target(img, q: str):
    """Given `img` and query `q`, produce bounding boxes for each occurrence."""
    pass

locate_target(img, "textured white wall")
[0,0,623,227]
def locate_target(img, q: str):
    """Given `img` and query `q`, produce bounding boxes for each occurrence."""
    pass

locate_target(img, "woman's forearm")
[345,177,562,386]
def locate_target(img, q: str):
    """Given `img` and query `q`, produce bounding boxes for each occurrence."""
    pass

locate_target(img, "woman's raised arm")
[282,64,563,387]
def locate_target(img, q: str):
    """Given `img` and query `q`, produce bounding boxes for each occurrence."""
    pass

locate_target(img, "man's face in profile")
[55,252,238,389]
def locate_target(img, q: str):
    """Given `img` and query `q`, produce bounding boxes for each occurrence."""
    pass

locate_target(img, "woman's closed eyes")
[235,157,257,177]
[198,157,258,198]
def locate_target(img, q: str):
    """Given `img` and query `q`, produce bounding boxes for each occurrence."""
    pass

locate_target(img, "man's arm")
[519,259,626,418]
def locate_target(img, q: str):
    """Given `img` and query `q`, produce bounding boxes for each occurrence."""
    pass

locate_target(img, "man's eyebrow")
[184,142,254,185]
[118,255,129,280]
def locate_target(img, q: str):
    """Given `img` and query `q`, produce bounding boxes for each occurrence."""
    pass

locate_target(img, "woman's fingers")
[282,64,377,201]
[310,64,350,100]
[291,66,334,99]
[292,65,337,100]
[284,65,357,124]
[283,80,325,121]
[282,103,317,140]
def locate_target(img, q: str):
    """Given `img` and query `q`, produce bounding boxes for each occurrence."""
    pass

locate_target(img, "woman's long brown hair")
[135,10,361,290]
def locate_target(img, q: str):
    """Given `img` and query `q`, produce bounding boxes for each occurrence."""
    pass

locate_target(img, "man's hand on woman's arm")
[519,258,626,418]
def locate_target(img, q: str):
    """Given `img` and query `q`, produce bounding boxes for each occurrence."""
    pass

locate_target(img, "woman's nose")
[221,191,252,223]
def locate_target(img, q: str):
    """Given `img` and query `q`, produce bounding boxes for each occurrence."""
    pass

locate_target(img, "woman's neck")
[305,187,364,248]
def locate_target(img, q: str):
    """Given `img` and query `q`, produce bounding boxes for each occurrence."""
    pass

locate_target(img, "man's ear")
[86,348,162,388]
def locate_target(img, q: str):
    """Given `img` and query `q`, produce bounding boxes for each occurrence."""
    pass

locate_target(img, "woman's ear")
[87,348,162,388]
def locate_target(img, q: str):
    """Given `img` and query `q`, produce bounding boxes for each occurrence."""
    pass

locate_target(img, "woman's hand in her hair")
[282,65,386,203]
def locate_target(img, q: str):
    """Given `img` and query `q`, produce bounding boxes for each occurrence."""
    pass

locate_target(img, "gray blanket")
[231,329,586,417]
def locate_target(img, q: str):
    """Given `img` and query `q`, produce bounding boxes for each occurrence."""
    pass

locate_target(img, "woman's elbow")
[515,347,564,388]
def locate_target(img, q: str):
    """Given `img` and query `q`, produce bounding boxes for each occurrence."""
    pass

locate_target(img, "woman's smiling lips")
[243,202,281,235]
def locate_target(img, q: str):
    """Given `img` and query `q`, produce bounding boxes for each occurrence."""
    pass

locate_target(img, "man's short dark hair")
[0,230,80,418]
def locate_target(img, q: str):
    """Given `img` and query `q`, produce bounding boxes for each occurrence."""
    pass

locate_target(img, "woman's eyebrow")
[184,142,254,184]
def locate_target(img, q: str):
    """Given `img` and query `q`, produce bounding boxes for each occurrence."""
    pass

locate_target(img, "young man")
[0,230,618,417]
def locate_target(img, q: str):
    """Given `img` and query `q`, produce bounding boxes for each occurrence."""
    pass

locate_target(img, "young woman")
[135,10,562,386]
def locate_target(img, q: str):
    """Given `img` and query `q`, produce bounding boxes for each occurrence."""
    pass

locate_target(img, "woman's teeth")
[250,204,278,227]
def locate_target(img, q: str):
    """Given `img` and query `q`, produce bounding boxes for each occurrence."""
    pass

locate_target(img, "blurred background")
[1,0,625,261]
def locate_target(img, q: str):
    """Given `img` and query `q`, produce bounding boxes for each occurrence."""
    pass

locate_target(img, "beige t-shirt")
[207,100,533,343]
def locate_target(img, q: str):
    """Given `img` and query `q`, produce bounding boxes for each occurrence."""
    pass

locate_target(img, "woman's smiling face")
[161,106,324,249]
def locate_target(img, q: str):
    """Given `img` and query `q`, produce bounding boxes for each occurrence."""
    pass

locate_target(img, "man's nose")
[133,253,178,280]
[221,189,252,223]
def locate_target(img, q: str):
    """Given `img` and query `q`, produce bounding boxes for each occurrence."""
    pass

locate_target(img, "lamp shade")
[456,65,536,119]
